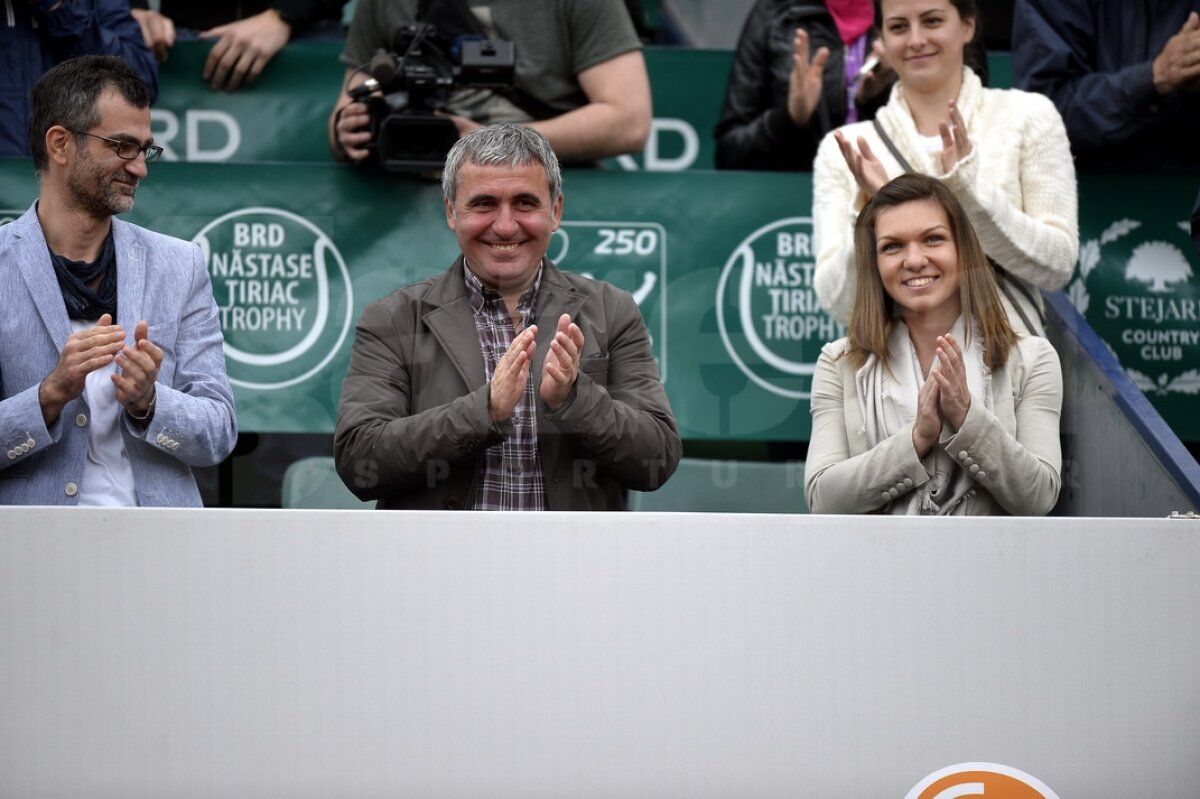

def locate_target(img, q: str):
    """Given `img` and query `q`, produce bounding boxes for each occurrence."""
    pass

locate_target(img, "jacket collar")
[421,254,589,391]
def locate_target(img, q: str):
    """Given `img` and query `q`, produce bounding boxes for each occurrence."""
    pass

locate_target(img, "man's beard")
[67,156,137,217]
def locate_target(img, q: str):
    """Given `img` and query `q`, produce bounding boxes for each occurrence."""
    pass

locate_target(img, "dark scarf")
[50,229,117,320]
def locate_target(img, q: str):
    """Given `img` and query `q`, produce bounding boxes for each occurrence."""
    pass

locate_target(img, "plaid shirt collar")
[463,259,543,323]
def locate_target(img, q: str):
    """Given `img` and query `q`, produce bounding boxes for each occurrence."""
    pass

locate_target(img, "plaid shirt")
[464,262,547,511]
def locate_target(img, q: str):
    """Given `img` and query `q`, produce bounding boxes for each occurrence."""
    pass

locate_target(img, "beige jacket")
[804,335,1063,515]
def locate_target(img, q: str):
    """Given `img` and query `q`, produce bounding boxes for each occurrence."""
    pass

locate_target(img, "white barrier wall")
[2,508,1198,798]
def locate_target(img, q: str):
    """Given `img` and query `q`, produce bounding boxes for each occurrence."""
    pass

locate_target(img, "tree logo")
[715,217,843,398]
[906,762,1060,799]
[194,207,353,390]
[1068,217,1200,398]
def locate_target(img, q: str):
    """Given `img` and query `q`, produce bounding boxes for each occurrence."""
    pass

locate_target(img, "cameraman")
[327,0,651,165]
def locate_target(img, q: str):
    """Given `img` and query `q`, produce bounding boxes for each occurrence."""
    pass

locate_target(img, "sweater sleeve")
[939,91,1079,293]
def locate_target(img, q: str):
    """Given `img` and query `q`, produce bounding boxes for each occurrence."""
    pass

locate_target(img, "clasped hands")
[488,313,584,423]
[834,100,973,201]
[911,334,972,459]
[40,314,163,425]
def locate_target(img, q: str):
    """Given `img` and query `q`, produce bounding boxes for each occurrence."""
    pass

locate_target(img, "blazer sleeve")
[333,298,501,500]
[540,288,681,491]
[939,336,1063,515]
[804,344,932,514]
[124,243,238,467]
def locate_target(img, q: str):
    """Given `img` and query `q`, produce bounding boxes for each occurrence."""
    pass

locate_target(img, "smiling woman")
[811,0,1079,336]
[804,174,1064,516]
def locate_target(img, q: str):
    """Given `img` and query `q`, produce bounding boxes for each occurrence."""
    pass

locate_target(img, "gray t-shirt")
[341,0,642,121]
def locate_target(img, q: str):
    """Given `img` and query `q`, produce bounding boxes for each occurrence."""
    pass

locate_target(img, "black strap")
[872,117,913,172]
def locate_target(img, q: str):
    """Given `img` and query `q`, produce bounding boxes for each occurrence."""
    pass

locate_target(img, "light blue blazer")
[0,204,237,506]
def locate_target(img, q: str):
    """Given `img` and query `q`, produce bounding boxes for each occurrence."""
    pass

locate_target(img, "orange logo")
[905,762,1060,799]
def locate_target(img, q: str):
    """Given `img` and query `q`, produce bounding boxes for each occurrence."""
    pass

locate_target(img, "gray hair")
[442,123,562,206]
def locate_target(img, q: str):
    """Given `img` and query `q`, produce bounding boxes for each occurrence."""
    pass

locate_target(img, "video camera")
[348,23,515,173]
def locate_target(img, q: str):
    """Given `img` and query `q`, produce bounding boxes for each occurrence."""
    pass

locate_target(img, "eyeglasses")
[69,129,164,163]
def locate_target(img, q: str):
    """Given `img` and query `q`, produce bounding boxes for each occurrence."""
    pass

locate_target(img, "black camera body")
[352,25,516,172]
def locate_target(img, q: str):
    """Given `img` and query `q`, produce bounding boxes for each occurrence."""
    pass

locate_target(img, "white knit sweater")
[812,68,1079,334]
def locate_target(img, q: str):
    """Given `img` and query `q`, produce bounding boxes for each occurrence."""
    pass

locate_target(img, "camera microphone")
[368,49,398,85]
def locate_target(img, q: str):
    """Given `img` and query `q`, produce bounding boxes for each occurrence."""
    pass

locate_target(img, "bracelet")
[127,391,156,422]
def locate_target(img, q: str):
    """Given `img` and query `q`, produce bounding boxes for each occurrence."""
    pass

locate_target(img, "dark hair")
[847,173,1017,371]
[29,55,151,172]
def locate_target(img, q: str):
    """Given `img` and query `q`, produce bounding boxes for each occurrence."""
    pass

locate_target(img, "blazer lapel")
[530,261,587,381]
[113,221,146,336]
[423,258,486,390]
[13,209,71,351]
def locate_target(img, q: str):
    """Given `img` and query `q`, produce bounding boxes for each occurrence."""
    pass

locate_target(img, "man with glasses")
[0,55,236,506]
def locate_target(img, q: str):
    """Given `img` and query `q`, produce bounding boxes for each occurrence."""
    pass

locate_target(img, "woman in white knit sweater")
[812,0,1078,335]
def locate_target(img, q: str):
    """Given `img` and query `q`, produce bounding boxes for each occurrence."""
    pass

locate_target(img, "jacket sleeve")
[1011,0,1161,155]
[540,288,681,491]
[804,345,932,514]
[123,244,238,468]
[713,1,825,171]
[939,93,1079,293]
[333,299,501,501]
[33,0,159,102]
[939,337,1063,515]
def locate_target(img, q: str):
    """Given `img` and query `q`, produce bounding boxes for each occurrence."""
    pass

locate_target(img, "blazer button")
[969,464,980,474]
[75,414,88,427]
[977,472,987,480]
[157,434,167,444]
[65,482,78,497]
[880,492,891,501]
[6,449,15,460]
[958,451,969,461]
[446,497,461,510]
[25,437,35,448]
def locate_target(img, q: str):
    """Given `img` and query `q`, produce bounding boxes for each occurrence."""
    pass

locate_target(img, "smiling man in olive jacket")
[334,124,680,511]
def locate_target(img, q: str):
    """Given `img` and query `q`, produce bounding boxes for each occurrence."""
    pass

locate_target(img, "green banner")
[147,41,729,170]
[2,162,1196,440]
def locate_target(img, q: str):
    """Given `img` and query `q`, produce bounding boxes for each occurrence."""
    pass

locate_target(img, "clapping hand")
[930,334,971,430]
[834,129,889,201]
[937,100,973,174]
[787,28,830,126]
[540,313,584,411]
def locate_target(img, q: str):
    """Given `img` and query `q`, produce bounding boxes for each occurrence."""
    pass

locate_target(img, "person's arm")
[121,243,237,467]
[811,128,867,325]
[939,93,1079,293]
[333,299,504,501]
[32,0,159,101]
[200,9,293,91]
[1012,0,1184,155]
[804,345,933,514]
[525,49,651,163]
[714,6,830,171]
[537,289,681,492]
[939,337,1063,515]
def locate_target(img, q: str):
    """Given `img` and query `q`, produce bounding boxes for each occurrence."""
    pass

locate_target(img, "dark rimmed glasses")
[69,129,164,164]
